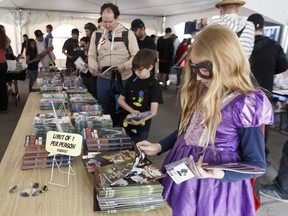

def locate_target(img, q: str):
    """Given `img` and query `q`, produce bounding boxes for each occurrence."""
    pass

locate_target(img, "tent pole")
[19,9,22,55]
[161,16,166,35]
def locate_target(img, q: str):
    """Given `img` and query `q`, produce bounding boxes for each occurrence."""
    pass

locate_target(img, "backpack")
[95,30,129,54]
[237,25,245,37]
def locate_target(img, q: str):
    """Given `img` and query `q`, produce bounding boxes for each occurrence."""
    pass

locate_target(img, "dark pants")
[128,130,149,143]
[274,140,288,197]
[0,63,8,111]
[97,77,127,114]
[82,76,97,99]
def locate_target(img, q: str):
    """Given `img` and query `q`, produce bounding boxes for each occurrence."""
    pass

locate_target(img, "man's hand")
[117,64,126,73]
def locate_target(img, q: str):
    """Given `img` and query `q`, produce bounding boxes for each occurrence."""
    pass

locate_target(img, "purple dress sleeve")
[232,90,274,128]
[221,90,273,182]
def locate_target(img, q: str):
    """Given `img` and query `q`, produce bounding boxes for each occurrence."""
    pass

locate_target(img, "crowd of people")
[1,0,288,215]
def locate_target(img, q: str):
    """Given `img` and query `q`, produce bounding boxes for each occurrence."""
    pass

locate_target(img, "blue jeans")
[97,77,127,114]
[28,69,38,92]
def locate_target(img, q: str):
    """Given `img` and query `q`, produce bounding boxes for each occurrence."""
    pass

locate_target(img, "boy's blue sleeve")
[220,126,266,182]
[159,130,178,153]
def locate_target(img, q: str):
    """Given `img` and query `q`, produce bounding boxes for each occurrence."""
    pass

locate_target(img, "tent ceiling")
[0,0,287,25]
[0,0,219,17]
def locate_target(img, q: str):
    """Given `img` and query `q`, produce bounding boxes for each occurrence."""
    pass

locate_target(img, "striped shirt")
[209,14,255,58]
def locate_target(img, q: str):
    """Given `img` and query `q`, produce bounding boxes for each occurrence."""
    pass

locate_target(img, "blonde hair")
[178,24,255,148]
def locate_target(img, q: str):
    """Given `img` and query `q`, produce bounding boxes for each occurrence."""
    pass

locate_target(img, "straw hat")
[215,0,246,8]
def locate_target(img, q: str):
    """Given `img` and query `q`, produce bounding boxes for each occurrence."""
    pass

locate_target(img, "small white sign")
[46,131,83,157]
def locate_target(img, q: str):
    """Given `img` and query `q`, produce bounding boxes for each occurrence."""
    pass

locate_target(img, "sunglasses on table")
[188,59,213,79]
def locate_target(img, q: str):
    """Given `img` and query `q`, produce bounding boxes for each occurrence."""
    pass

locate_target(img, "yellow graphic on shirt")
[124,90,146,127]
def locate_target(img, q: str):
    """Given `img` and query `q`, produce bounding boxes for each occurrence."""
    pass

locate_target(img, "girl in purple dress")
[137,24,274,216]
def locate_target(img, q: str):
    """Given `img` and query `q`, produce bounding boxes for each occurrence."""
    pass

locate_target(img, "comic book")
[125,111,152,121]
[165,157,265,184]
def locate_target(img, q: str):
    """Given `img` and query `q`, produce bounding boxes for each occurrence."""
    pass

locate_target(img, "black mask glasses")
[188,59,213,79]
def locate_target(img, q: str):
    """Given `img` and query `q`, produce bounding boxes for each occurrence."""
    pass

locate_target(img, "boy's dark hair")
[46,24,53,31]
[98,17,102,23]
[80,36,90,43]
[23,34,28,38]
[165,27,172,34]
[132,48,157,70]
[101,3,120,19]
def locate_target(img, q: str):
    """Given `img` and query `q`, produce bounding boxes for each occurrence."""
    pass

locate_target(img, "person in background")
[45,24,53,47]
[118,48,163,143]
[157,27,174,89]
[248,13,288,159]
[84,22,97,39]
[175,38,189,87]
[34,29,54,70]
[62,28,80,73]
[137,24,273,216]
[88,2,139,114]
[0,25,18,96]
[97,17,102,30]
[82,23,97,98]
[260,140,288,202]
[77,36,97,99]
[210,0,255,58]
[170,33,179,54]
[130,19,155,50]
[20,34,28,56]
[0,25,11,112]
[26,38,40,92]
[150,34,157,44]
[130,19,156,76]
[248,14,287,94]
[44,24,56,66]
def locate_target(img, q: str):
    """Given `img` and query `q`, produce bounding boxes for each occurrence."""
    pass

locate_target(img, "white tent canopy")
[1,0,287,24]
[1,0,287,64]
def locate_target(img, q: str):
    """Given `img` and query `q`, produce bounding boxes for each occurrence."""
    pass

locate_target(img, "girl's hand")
[190,155,225,179]
[137,141,162,156]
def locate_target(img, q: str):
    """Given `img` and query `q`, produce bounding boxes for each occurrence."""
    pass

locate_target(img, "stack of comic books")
[82,127,133,154]
[33,113,75,135]
[69,93,97,105]
[70,104,103,113]
[21,135,73,170]
[72,112,112,133]
[63,76,87,93]
[92,149,165,213]
[40,92,68,110]
[40,76,63,91]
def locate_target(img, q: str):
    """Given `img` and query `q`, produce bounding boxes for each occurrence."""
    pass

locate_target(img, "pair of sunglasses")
[188,59,213,79]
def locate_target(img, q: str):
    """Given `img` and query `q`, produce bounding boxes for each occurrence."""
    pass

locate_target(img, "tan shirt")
[88,23,139,80]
